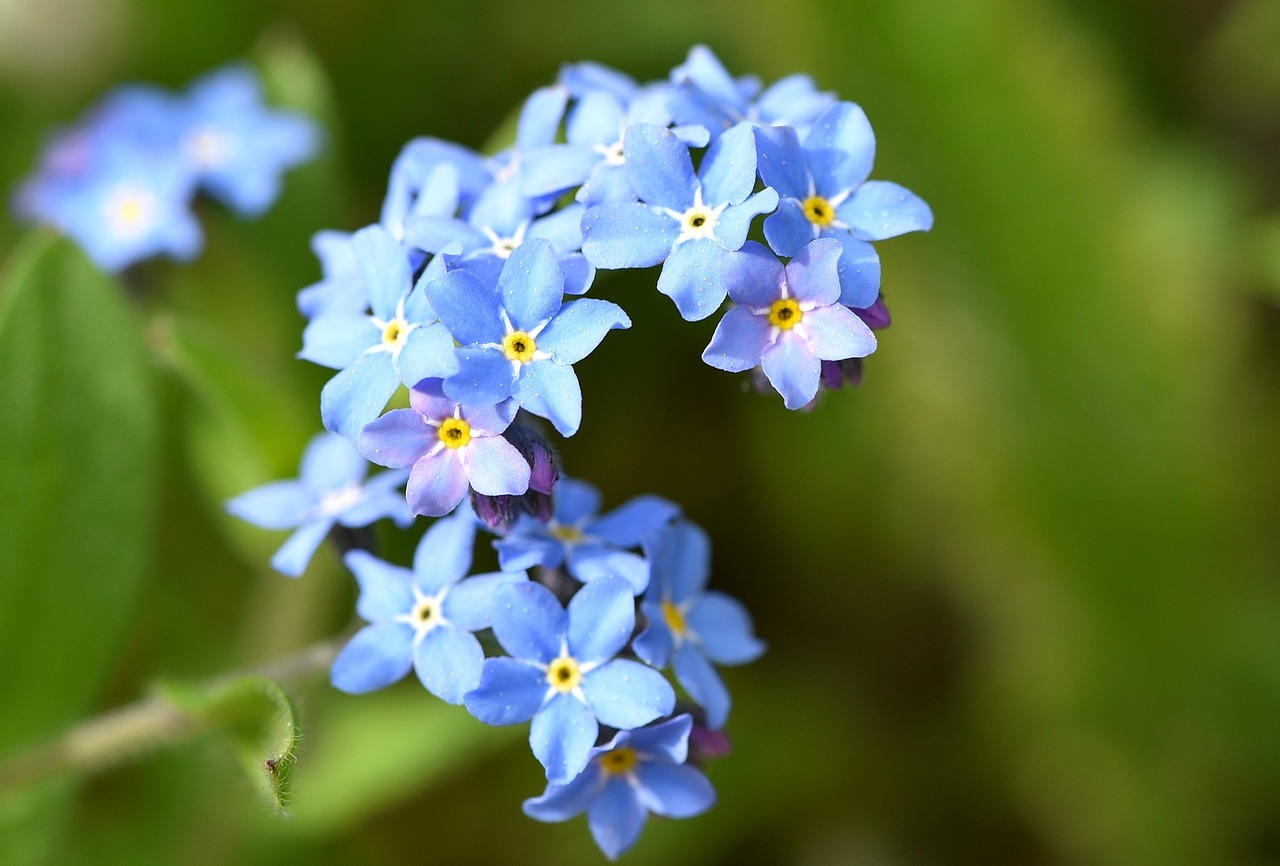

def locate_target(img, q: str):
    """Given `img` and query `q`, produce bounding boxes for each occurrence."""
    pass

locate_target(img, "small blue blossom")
[299,223,459,441]
[633,522,765,729]
[523,714,715,860]
[356,378,530,517]
[331,506,527,702]
[225,432,412,577]
[464,577,675,784]
[426,239,630,437]
[755,102,933,307]
[580,122,778,321]
[495,477,680,595]
[702,239,877,410]
[380,137,494,243]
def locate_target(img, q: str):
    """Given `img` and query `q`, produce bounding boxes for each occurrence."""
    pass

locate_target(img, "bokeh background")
[2,0,1280,863]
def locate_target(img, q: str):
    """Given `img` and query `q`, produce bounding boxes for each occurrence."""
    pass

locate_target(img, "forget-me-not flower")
[464,577,675,784]
[523,714,715,860]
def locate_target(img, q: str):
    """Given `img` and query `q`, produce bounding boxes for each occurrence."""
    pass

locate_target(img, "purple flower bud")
[853,294,891,331]
[471,422,561,533]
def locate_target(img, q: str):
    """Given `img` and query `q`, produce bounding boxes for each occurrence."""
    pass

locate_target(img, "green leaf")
[159,674,300,814]
[0,230,158,756]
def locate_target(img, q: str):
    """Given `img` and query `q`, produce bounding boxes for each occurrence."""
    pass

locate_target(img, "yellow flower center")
[438,417,472,449]
[547,655,582,693]
[550,523,583,543]
[411,598,436,627]
[382,319,407,348]
[802,195,835,227]
[503,330,537,364]
[768,298,803,330]
[662,599,687,636]
[600,747,638,775]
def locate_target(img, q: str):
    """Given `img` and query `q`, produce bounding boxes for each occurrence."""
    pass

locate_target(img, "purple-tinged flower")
[426,239,630,437]
[523,714,715,860]
[331,506,527,702]
[177,64,319,217]
[702,239,876,410]
[464,577,675,784]
[755,102,932,307]
[300,224,458,441]
[633,522,765,729]
[580,122,777,321]
[225,432,412,577]
[495,477,680,595]
[471,423,560,534]
[357,378,529,517]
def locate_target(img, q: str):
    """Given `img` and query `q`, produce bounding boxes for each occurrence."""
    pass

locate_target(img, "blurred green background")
[2,0,1280,863]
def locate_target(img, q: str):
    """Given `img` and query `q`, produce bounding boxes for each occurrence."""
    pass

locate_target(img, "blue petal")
[356,407,433,469]
[532,693,598,784]
[537,299,631,365]
[444,570,527,631]
[673,45,742,111]
[320,352,400,442]
[523,765,601,822]
[412,508,477,593]
[226,481,311,530]
[645,522,711,602]
[763,198,819,258]
[517,85,569,151]
[838,181,934,241]
[463,434,531,496]
[300,431,367,492]
[521,145,600,199]
[405,450,469,516]
[425,268,504,346]
[624,713,692,763]
[298,313,377,370]
[468,180,534,238]
[499,239,564,331]
[587,777,647,860]
[785,237,843,306]
[402,215,488,255]
[635,762,716,818]
[756,74,835,127]
[718,241,784,308]
[271,519,334,577]
[396,322,459,387]
[631,615,674,670]
[581,202,678,270]
[408,162,460,220]
[566,576,635,663]
[687,590,766,664]
[443,346,516,406]
[464,656,547,724]
[338,475,412,528]
[513,361,582,437]
[753,125,809,199]
[496,530,564,572]
[761,333,821,410]
[713,187,779,252]
[581,659,674,730]
[702,306,770,373]
[698,122,758,206]
[834,234,882,308]
[568,547,649,595]
[673,642,730,729]
[414,625,485,704]
[557,252,596,296]
[344,549,415,622]
[567,90,624,145]
[656,239,727,322]
[804,101,876,197]
[490,580,565,664]
[801,304,877,361]
[622,124,696,211]
[556,477,602,525]
[352,224,410,321]
[587,495,681,547]
[528,203,586,252]
[330,623,414,693]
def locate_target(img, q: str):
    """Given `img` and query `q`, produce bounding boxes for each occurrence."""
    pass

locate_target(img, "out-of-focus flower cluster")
[13,64,319,272]
[227,45,931,859]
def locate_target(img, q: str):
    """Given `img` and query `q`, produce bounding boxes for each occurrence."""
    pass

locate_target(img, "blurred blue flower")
[633,522,765,729]
[464,577,675,784]
[331,506,527,702]
[523,714,715,860]
[225,432,411,577]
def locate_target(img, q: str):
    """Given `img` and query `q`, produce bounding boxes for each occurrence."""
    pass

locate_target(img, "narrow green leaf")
[0,230,158,755]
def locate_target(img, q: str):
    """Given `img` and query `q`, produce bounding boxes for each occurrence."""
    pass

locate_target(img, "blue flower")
[225,432,412,577]
[633,522,765,729]
[331,506,527,702]
[296,230,364,319]
[299,223,459,441]
[380,137,494,243]
[356,378,530,517]
[755,102,933,307]
[464,577,675,784]
[426,239,630,437]
[580,122,777,321]
[702,239,877,410]
[523,714,715,860]
[177,64,320,217]
[495,477,680,594]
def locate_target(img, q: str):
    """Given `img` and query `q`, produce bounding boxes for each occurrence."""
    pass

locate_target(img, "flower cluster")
[229,45,931,858]
[13,64,319,272]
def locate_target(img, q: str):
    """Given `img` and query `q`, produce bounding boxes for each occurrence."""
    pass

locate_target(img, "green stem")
[0,637,344,796]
